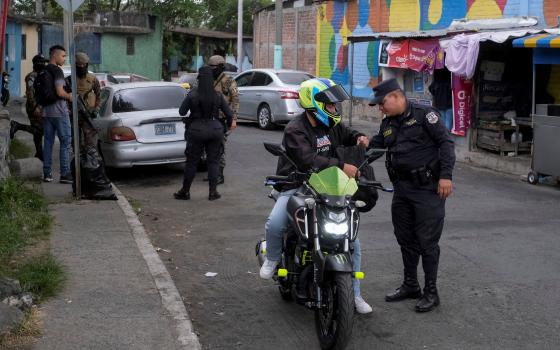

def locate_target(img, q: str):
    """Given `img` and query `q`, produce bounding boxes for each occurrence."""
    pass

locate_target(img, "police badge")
[426,112,438,124]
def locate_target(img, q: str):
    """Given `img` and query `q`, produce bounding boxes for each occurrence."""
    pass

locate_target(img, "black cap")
[369,78,402,106]
[32,54,47,65]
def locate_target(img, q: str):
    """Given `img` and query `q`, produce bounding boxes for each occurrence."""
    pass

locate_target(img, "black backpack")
[34,66,58,106]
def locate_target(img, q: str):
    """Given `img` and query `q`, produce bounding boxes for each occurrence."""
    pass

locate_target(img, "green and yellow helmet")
[299,78,350,128]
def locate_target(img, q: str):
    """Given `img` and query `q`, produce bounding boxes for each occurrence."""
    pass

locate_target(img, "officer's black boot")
[385,272,422,302]
[415,279,439,312]
[9,120,19,139]
[216,166,224,185]
[208,184,221,201]
[173,189,190,200]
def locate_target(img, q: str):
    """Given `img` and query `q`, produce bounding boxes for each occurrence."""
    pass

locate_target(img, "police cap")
[32,54,47,65]
[208,55,225,66]
[369,78,402,106]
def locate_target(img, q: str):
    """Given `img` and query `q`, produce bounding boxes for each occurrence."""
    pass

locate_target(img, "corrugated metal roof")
[168,26,252,40]
[349,29,455,42]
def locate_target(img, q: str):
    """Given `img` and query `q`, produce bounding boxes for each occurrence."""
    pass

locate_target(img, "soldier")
[66,52,101,147]
[207,55,239,184]
[10,54,48,160]
[369,78,455,313]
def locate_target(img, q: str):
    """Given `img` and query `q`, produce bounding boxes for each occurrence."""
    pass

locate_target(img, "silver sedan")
[92,82,188,168]
[234,69,314,129]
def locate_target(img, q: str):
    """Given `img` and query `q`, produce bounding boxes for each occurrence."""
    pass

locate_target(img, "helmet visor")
[314,85,350,104]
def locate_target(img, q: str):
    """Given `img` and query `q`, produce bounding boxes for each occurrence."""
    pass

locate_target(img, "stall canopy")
[513,33,560,48]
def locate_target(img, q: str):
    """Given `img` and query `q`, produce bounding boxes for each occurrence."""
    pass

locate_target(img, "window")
[235,72,253,87]
[99,89,111,117]
[21,34,26,59]
[112,86,187,113]
[126,36,134,55]
[251,72,272,86]
[276,72,314,85]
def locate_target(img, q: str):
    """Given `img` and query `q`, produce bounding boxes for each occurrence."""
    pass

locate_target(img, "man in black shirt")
[369,78,455,312]
[259,78,374,314]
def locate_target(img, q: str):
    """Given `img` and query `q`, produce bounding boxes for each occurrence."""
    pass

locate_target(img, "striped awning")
[512,33,560,48]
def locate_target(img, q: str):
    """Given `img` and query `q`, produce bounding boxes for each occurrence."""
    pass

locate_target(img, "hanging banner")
[384,39,444,73]
[451,74,473,136]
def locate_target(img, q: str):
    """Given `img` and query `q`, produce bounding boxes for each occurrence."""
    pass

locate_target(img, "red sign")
[451,74,473,136]
[385,39,444,73]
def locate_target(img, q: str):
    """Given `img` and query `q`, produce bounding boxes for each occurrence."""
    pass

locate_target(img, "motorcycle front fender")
[324,253,353,273]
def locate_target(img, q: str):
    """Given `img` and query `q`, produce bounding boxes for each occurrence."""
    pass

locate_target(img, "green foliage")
[14,253,66,301]
[206,0,272,35]
[0,178,52,263]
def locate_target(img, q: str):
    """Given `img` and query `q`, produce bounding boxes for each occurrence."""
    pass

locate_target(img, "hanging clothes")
[443,34,481,79]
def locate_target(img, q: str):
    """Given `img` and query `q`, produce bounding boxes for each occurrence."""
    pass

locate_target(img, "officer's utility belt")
[191,116,219,122]
[390,162,440,186]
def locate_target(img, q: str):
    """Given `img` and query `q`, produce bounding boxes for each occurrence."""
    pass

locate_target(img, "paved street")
[111,122,560,350]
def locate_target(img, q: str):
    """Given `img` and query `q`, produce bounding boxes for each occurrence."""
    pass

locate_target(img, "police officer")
[369,78,455,313]
[207,55,239,184]
[67,52,101,147]
[174,66,234,201]
[10,54,48,160]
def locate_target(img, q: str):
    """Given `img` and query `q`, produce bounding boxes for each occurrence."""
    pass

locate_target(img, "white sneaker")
[355,296,373,314]
[259,259,279,279]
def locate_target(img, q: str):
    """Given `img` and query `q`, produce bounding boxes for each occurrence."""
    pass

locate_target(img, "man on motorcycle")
[259,78,373,314]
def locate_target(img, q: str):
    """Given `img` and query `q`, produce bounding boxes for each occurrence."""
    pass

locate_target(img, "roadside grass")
[9,138,32,159]
[0,307,42,349]
[128,197,142,214]
[0,177,65,346]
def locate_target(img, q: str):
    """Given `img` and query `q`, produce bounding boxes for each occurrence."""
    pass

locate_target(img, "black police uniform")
[178,89,233,199]
[371,101,455,310]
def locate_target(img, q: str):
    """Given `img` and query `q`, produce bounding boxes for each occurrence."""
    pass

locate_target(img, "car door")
[234,72,253,119]
[244,72,273,120]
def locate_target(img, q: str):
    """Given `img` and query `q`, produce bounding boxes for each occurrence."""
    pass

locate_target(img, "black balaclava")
[33,63,46,73]
[212,64,225,80]
[77,64,88,78]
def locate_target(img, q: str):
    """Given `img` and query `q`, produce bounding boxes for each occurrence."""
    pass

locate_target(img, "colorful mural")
[317,0,559,98]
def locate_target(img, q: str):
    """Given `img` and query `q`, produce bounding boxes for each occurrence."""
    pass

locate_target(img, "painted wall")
[317,0,560,98]
[4,21,22,97]
[94,18,163,80]
[20,23,39,97]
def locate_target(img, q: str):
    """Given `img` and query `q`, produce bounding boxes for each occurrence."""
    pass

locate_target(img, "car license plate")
[154,123,176,135]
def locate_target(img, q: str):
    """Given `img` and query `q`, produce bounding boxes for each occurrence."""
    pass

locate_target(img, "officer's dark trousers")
[391,180,445,286]
[181,119,223,193]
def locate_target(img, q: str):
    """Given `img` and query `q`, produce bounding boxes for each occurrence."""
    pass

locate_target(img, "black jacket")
[370,102,455,180]
[179,88,233,127]
[275,113,364,190]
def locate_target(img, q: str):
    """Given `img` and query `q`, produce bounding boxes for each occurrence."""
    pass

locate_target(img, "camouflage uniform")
[213,72,239,170]
[22,71,44,159]
[74,72,101,147]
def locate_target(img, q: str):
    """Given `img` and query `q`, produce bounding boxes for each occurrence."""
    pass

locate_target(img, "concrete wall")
[20,24,39,97]
[94,18,163,80]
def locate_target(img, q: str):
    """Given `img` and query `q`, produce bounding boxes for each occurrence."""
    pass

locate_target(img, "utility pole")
[237,0,243,72]
[274,0,282,69]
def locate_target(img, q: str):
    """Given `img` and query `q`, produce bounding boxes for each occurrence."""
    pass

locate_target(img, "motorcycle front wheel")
[315,272,354,350]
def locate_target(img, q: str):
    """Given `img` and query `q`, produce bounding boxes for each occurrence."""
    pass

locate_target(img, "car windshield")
[276,72,314,85]
[112,86,186,113]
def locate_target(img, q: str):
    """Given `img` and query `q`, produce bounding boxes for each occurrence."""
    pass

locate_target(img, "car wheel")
[257,104,274,130]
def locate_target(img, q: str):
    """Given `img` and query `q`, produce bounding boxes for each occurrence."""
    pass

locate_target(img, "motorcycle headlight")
[328,211,347,223]
[323,221,348,236]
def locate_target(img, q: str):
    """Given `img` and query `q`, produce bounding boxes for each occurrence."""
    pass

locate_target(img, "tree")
[206,0,272,34]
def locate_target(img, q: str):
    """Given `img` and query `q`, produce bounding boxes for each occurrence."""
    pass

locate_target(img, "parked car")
[234,69,314,129]
[92,82,188,168]
[112,73,151,83]
[61,65,93,77]
[94,72,119,87]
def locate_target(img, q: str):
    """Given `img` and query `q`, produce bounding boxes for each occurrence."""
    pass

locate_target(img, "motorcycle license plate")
[154,123,176,135]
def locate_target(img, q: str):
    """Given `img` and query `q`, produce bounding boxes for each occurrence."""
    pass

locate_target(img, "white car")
[234,69,314,129]
[92,82,188,168]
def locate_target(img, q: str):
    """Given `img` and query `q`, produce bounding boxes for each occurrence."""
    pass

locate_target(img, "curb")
[112,184,202,350]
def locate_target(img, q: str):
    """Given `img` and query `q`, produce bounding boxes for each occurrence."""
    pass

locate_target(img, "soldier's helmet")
[298,78,349,128]
[208,55,226,66]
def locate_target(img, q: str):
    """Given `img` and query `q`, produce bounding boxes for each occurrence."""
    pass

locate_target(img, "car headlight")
[323,221,348,236]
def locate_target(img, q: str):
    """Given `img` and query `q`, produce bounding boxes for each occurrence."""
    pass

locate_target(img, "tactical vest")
[77,73,97,109]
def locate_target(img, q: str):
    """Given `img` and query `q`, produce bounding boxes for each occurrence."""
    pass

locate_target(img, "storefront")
[513,33,560,182]
[348,21,543,159]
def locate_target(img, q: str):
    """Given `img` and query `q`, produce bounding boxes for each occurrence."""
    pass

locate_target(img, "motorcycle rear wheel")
[315,272,354,350]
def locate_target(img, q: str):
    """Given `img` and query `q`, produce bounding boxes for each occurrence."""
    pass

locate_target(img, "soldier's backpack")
[33,66,58,106]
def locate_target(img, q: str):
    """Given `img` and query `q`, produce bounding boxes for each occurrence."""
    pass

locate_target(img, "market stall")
[513,33,560,184]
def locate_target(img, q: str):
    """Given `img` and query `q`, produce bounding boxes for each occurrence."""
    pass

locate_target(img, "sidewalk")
[7,99,199,349]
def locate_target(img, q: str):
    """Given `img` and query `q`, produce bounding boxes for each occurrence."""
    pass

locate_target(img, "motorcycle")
[256,142,392,350]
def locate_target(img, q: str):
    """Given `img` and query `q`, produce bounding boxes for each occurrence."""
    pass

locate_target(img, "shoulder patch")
[426,112,438,124]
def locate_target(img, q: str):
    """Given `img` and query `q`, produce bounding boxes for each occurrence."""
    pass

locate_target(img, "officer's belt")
[392,162,440,184]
